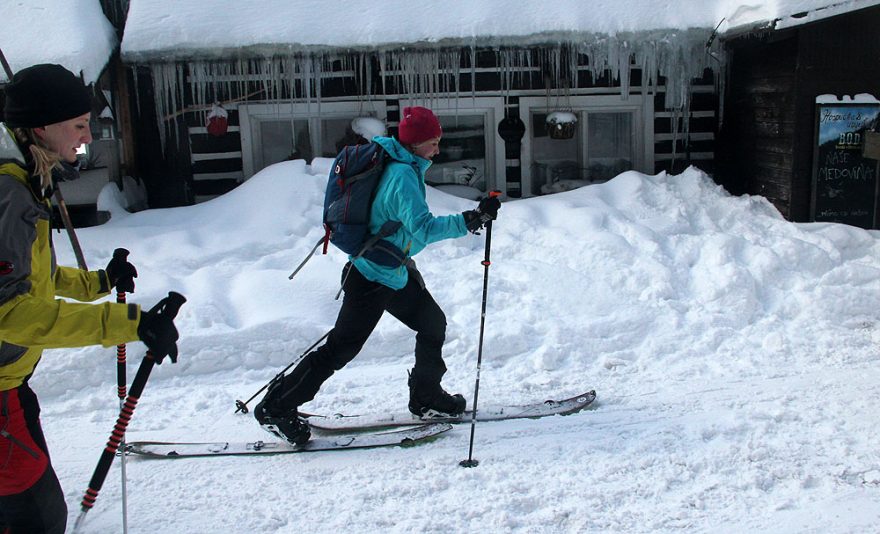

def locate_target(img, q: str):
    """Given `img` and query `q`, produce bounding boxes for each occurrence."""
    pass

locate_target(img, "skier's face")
[413,137,441,160]
[34,112,92,163]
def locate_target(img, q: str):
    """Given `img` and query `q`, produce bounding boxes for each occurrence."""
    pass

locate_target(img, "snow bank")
[38,162,880,532]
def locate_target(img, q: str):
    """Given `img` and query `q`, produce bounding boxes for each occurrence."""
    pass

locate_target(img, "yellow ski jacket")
[0,125,141,390]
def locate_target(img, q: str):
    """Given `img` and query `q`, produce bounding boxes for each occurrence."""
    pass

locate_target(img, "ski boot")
[254,389,311,445]
[407,370,466,418]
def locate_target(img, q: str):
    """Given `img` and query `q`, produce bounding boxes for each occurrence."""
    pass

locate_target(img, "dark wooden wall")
[793,6,880,224]
[717,33,798,219]
[126,66,195,207]
[719,5,880,225]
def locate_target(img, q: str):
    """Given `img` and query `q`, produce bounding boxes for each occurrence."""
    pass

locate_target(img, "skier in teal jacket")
[255,107,500,444]
[351,134,466,290]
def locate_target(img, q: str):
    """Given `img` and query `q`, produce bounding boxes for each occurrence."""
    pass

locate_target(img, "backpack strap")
[354,220,406,266]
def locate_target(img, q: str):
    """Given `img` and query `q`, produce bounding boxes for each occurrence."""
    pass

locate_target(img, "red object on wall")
[206,103,228,137]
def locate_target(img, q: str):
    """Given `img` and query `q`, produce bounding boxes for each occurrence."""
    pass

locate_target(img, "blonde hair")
[12,127,62,191]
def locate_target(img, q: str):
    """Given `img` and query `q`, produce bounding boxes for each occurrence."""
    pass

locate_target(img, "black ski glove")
[462,195,501,233]
[138,296,181,364]
[104,248,138,293]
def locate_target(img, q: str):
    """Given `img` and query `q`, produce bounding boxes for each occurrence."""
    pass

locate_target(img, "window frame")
[239,101,388,178]
[399,97,506,196]
[519,94,654,196]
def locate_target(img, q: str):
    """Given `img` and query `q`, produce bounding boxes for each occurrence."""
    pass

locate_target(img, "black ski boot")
[254,386,311,445]
[407,370,466,417]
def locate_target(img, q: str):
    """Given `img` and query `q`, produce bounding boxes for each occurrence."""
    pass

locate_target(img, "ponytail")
[11,128,62,192]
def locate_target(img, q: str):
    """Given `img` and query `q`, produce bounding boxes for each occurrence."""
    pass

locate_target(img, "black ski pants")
[272,262,448,410]
[0,383,67,534]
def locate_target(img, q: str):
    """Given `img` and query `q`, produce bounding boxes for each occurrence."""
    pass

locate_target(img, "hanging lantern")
[498,116,526,143]
[546,111,577,140]
[206,103,229,137]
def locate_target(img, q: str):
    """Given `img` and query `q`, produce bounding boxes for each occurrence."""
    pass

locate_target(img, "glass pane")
[259,119,313,168]
[530,112,581,195]
[259,121,292,168]
[291,120,313,162]
[587,112,633,182]
[425,114,488,194]
[322,117,354,157]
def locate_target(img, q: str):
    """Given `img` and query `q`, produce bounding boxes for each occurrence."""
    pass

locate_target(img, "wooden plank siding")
[717,33,798,218]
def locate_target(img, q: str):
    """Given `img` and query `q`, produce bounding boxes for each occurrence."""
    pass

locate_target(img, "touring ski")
[304,390,596,432]
[126,422,451,458]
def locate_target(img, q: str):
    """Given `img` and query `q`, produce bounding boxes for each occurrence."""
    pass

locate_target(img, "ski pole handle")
[113,247,129,263]
[157,291,186,320]
[115,260,129,399]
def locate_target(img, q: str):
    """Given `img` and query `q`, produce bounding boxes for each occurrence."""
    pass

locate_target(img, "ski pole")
[288,236,326,280]
[74,292,186,533]
[53,186,89,270]
[234,329,330,414]
[112,249,131,534]
[460,192,500,468]
[0,47,13,80]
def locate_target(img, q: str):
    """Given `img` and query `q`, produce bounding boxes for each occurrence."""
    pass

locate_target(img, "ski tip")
[580,390,597,402]
[577,390,598,407]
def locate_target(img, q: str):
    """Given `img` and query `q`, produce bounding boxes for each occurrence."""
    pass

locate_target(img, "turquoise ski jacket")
[350,136,467,289]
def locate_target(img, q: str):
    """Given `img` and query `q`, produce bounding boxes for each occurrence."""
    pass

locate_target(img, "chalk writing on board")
[812,103,880,228]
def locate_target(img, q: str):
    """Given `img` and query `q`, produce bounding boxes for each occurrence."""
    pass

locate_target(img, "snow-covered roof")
[726,0,880,33]
[121,0,879,62]
[0,0,117,84]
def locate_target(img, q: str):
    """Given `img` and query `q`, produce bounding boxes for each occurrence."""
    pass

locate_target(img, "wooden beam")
[115,58,138,177]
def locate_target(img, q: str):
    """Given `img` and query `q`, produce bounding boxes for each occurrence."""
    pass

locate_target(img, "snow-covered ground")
[40,161,880,532]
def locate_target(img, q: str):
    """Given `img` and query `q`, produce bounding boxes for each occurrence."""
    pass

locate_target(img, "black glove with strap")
[462,195,501,233]
[104,248,138,293]
[138,294,183,364]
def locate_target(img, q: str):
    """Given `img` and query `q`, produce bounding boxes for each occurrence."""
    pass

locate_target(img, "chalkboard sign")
[811,95,880,228]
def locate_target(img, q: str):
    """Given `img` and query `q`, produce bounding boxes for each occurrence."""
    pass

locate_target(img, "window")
[239,102,387,178]
[257,118,312,168]
[400,97,506,198]
[520,95,653,196]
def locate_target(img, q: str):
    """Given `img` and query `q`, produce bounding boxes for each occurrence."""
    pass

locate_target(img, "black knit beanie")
[3,64,92,128]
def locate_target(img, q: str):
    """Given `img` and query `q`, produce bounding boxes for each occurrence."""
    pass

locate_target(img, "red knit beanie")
[397,106,442,145]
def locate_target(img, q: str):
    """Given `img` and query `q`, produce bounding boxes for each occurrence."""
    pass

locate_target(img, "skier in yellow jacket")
[0,64,181,534]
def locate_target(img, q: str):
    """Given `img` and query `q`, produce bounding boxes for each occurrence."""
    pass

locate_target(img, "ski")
[125,422,452,458]
[303,390,596,432]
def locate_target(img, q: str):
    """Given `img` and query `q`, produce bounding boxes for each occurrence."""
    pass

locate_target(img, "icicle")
[240,58,249,104]
[288,56,295,100]
[141,26,718,170]
[470,46,476,102]
[150,63,176,153]
[378,53,387,97]
[618,39,631,100]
